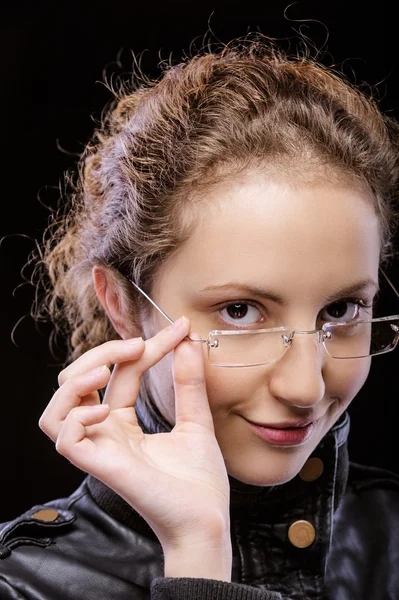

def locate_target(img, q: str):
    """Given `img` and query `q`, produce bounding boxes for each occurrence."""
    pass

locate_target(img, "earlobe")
[92,266,131,339]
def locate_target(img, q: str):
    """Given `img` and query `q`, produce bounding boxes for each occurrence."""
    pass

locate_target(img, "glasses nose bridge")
[283,328,325,348]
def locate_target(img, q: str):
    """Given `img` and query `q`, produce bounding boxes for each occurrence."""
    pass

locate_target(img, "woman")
[1,38,399,599]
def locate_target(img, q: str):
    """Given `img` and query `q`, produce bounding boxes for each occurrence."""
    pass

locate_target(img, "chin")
[227,460,304,487]
[226,439,321,487]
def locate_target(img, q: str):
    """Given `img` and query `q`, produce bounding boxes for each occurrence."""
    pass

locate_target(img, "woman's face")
[144,171,381,486]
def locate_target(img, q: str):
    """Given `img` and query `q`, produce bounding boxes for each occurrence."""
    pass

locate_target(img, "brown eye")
[226,303,249,320]
[322,301,359,322]
[219,302,263,327]
[328,302,349,319]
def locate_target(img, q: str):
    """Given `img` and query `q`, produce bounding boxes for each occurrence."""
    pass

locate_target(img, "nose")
[268,331,326,409]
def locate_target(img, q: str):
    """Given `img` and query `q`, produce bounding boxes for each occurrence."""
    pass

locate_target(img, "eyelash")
[215,298,374,329]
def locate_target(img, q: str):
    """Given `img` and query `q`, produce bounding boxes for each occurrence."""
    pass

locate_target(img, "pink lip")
[246,418,314,429]
[246,419,318,446]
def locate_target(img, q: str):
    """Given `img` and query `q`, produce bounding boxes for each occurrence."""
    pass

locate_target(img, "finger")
[172,331,214,431]
[39,366,111,441]
[79,391,100,408]
[55,404,110,473]
[58,338,145,385]
[103,316,191,409]
[102,361,142,411]
[58,318,189,409]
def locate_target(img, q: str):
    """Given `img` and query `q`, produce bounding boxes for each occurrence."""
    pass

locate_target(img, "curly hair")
[29,37,399,366]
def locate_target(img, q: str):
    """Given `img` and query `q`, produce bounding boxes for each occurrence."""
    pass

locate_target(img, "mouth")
[245,418,319,446]
[246,418,315,429]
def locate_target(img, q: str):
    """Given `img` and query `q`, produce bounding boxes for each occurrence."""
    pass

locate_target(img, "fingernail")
[171,316,186,330]
[123,337,143,344]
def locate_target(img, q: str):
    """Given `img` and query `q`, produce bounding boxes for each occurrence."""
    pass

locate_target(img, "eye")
[320,300,369,323]
[218,302,264,327]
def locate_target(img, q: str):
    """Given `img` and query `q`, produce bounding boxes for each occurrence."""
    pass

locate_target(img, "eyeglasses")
[128,273,399,368]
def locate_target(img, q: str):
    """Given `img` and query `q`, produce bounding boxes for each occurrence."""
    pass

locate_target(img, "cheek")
[203,357,372,415]
[204,361,265,412]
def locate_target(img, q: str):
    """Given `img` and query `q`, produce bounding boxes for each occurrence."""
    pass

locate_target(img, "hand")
[39,318,231,552]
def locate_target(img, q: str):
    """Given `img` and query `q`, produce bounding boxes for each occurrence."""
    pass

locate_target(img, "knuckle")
[174,374,205,388]
[86,339,145,368]
[55,437,66,454]
[58,369,68,386]
[61,377,77,394]
[38,414,48,432]
[64,374,90,394]
[68,406,81,419]
[112,341,146,363]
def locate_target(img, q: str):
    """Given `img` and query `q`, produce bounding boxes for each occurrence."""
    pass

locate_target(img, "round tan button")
[288,520,316,548]
[299,457,324,482]
[31,509,59,522]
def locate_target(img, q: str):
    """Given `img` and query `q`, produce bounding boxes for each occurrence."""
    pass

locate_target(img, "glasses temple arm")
[129,280,175,324]
[129,279,207,344]
[380,269,399,300]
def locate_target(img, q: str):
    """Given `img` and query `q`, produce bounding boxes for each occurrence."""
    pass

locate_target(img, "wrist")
[163,535,232,581]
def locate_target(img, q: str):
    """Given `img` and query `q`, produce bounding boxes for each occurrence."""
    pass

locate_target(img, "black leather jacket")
[1,402,399,600]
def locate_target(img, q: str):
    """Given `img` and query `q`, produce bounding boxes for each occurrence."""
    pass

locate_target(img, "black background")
[1,1,398,522]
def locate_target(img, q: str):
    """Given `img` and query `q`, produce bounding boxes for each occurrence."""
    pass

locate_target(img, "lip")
[246,418,318,447]
[246,418,314,429]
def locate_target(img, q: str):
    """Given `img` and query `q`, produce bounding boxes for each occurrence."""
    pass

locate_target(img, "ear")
[92,266,138,340]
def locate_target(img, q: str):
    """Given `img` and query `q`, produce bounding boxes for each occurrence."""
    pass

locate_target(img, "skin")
[40,167,382,578]
[97,169,381,486]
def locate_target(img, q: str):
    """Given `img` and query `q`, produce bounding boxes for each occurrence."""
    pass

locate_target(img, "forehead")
[158,172,381,298]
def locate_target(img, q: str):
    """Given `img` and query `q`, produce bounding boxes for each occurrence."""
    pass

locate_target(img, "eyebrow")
[198,278,379,305]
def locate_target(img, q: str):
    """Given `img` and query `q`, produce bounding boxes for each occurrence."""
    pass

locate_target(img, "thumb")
[172,331,214,431]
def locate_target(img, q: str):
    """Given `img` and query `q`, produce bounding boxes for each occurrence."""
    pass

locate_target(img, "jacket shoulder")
[0,485,83,558]
[329,463,399,598]
[0,482,158,599]
[348,461,399,493]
